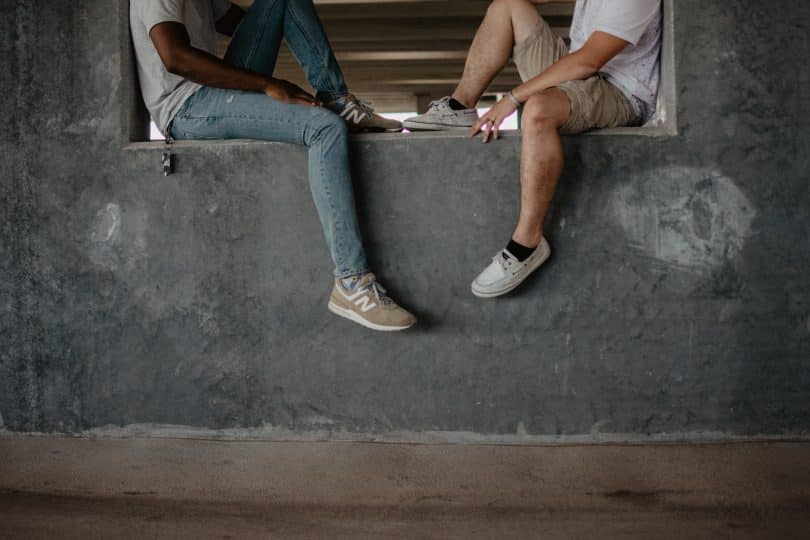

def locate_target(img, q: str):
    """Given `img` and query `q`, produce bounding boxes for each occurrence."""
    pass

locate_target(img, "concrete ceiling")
[222,0,574,112]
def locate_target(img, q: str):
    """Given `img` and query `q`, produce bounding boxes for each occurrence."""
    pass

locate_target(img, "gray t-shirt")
[130,0,232,136]
[569,0,662,121]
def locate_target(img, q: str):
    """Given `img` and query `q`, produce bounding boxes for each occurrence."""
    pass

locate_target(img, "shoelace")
[357,275,394,306]
[428,96,451,112]
[354,97,375,115]
[495,251,518,273]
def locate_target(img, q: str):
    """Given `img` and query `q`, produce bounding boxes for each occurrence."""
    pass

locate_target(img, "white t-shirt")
[130,0,233,136]
[569,0,662,121]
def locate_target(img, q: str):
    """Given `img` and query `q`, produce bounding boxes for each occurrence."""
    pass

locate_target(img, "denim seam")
[243,0,279,72]
[311,124,346,276]
[175,112,306,138]
[288,7,342,97]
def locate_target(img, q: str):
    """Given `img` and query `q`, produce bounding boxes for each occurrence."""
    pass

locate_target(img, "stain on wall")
[611,167,756,273]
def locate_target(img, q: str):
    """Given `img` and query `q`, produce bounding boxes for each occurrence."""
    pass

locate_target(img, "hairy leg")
[452,0,541,108]
[512,89,571,247]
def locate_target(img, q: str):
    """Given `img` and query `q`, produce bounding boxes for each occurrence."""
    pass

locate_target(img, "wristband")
[506,90,522,107]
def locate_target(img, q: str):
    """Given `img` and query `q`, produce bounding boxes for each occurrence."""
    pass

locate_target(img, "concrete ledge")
[4,423,809,445]
[4,128,808,438]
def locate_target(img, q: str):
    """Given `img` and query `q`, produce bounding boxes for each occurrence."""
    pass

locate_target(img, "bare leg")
[512,89,571,247]
[452,0,542,108]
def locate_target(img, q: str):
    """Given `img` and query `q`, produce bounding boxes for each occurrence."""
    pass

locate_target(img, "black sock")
[448,98,469,111]
[505,240,536,262]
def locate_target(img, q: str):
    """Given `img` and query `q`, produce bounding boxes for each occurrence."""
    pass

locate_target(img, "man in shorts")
[404,0,661,298]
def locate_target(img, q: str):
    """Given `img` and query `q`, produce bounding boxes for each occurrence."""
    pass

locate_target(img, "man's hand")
[264,79,319,106]
[471,97,518,143]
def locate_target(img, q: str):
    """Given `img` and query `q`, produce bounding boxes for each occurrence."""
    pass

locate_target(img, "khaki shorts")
[512,18,641,134]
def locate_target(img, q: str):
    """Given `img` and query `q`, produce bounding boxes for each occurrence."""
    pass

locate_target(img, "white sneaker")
[403,96,478,131]
[471,239,551,298]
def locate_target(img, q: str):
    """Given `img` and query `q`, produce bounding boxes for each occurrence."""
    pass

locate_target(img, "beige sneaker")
[331,94,403,133]
[328,273,416,331]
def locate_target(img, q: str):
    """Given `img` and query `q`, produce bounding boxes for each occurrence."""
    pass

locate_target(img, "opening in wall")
[123,0,677,145]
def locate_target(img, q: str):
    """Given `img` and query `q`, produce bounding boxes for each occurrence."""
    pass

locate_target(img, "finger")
[483,122,491,143]
[470,120,482,137]
[493,122,500,141]
[293,90,316,101]
[296,94,318,105]
[288,83,315,100]
[290,97,317,106]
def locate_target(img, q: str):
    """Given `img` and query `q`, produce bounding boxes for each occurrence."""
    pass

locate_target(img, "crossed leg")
[452,0,542,108]
[454,0,571,248]
[225,0,349,103]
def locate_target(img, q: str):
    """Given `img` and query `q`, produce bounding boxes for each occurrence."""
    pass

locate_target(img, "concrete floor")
[3,491,809,540]
[2,437,809,539]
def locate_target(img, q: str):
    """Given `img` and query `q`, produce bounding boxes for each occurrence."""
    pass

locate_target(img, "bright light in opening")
[150,122,164,141]
[149,107,518,140]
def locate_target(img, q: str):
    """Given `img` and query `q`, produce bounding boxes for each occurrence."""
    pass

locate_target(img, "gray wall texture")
[1,0,808,438]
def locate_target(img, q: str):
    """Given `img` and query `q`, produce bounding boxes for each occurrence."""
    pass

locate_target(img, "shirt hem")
[155,83,204,137]
[593,25,642,46]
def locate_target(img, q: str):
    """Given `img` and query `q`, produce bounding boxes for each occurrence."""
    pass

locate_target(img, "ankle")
[450,92,474,110]
[511,230,543,248]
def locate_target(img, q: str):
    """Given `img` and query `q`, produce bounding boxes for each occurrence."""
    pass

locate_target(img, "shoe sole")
[328,301,415,332]
[471,246,552,299]
[402,121,473,132]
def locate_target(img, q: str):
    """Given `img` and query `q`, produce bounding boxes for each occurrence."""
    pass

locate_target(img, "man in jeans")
[405,0,661,298]
[130,0,415,331]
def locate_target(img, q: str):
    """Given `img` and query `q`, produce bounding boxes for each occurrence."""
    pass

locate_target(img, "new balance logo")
[353,295,377,313]
[340,287,378,313]
[340,103,368,124]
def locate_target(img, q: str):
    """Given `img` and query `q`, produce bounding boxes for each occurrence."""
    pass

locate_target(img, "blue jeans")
[170,0,367,278]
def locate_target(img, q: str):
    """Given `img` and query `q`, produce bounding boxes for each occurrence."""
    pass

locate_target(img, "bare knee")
[490,0,531,10]
[521,93,567,132]
[488,0,532,18]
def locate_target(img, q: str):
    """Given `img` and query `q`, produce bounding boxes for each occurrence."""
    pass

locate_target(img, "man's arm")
[471,31,629,139]
[149,21,317,105]
[511,30,629,102]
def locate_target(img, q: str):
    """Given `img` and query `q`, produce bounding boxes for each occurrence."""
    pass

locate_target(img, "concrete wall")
[1,0,808,439]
